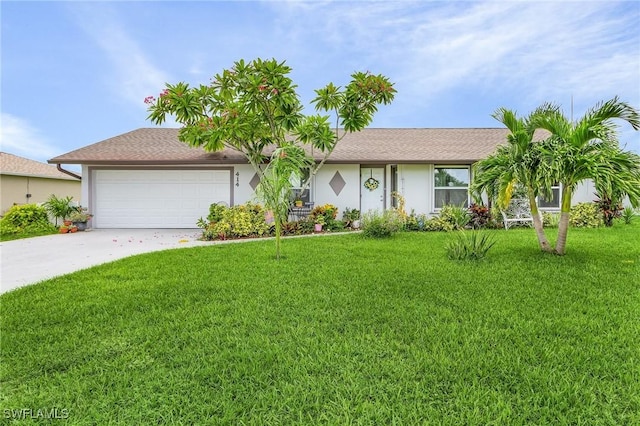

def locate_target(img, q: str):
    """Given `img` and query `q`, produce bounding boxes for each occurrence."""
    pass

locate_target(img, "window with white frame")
[290,169,311,204]
[434,167,470,209]
[539,183,561,209]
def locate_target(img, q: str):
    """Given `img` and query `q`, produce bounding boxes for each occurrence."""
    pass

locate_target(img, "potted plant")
[59,225,69,234]
[69,207,93,231]
[69,225,78,233]
[43,194,74,226]
[314,215,325,232]
[343,208,361,229]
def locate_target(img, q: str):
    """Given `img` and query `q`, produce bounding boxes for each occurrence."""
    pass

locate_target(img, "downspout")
[56,164,82,180]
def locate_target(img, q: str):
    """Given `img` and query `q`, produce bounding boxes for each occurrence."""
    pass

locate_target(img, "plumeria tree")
[145,58,394,258]
[146,58,395,189]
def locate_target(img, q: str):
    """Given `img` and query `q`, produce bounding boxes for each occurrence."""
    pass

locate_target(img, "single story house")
[47,128,596,229]
[1,152,81,216]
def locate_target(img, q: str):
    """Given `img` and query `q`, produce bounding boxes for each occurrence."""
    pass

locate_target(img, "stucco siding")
[572,180,596,205]
[1,174,81,215]
[314,165,360,215]
[233,164,259,205]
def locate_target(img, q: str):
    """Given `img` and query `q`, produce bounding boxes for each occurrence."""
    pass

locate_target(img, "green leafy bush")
[423,217,455,232]
[201,202,271,240]
[0,204,57,238]
[570,202,603,228]
[542,211,560,228]
[207,203,228,223]
[439,204,470,230]
[342,208,360,228]
[404,211,430,231]
[621,206,636,225]
[2,204,51,228]
[361,209,403,238]
[445,231,496,261]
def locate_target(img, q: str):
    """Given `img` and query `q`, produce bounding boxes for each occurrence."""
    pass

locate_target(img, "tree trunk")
[528,191,553,253]
[274,220,282,260]
[554,187,573,256]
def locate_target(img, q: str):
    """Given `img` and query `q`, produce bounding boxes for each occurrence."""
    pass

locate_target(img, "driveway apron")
[0,229,207,294]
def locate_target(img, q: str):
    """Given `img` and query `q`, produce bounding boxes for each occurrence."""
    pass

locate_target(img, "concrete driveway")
[0,229,210,294]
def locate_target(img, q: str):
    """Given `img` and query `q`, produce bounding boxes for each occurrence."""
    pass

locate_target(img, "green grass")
[1,223,639,424]
[0,227,58,242]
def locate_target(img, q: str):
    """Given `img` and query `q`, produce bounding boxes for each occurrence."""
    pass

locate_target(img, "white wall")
[82,164,90,207]
[233,164,258,205]
[572,180,596,205]
[394,164,433,215]
[314,165,360,217]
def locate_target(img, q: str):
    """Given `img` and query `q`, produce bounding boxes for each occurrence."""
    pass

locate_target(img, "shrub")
[200,202,270,240]
[310,204,339,229]
[404,211,430,231]
[207,203,228,223]
[445,231,496,261]
[621,206,636,225]
[594,195,623,227]
[490,207,505,229]
[0,204,57,237]
[361,209,403,238]
[297,217,315,234]
[439,204,470,230]
[1,204,51,228]
[281,221,302,236]
[423,217,455,232]
[542,211,560,228]
[569,202,603,228]
[468,203,491,229]
[342,208,360,228]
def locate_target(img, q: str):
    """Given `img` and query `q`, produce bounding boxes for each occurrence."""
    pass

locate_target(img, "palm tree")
[472,108,555,252]
[255,143,313,260]
[531,97,640,255]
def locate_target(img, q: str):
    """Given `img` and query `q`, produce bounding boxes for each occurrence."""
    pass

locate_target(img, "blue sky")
[2,0,639,166]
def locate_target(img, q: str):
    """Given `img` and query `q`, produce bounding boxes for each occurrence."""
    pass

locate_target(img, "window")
[539,183,561,209]
[434,167,470,209]
[290,169,311,203]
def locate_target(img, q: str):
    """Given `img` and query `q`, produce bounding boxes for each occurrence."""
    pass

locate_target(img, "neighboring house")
[47,128,595,229]
[1,152,81,216]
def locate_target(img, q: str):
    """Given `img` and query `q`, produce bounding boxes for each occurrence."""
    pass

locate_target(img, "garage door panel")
[94,169,231,228]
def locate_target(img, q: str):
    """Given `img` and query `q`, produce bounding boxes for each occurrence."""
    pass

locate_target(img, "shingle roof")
[1,152,81,180]
[48,127,516,165]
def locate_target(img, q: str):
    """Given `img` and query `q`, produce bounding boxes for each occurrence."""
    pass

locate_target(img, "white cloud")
[0,113,61,162]
[66,3,170,107]
[269,1,639,104]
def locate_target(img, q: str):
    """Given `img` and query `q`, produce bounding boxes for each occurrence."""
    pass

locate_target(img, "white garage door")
[94,169,231,228]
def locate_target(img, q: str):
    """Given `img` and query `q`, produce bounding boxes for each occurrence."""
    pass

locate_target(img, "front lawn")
[0,227,59,242]
[1,224,639,424]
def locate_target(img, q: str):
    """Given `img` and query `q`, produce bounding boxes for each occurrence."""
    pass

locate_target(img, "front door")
[360,167,385,213]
